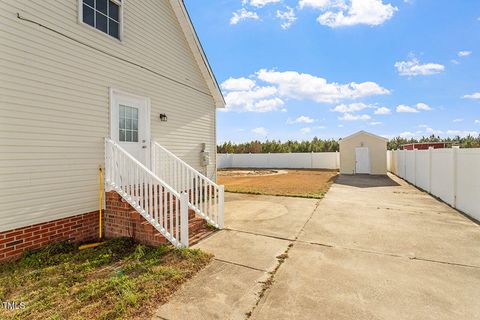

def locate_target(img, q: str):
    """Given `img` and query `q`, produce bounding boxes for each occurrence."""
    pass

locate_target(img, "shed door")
[355,147,370,174]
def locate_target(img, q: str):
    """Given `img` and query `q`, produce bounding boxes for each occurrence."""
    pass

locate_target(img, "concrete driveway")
[155,174,480,320]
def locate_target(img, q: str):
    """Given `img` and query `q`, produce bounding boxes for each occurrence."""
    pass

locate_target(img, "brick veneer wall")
[0,211,99,263]
[104,191,169,246]
[0,189,208,263]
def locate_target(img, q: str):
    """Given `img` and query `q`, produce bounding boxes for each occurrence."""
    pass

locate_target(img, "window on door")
[81,0,122,39]
[119,105,138,142]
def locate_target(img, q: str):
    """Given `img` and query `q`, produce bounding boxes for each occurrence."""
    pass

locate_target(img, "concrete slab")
[251,242,480,320]
[224,193,319,240]
[154,260,268,320]
[299,174,480,266]
[193,229,291,272]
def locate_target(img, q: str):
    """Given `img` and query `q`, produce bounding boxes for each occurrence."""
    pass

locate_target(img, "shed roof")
[169,0,225,108]
[340,130,388,143]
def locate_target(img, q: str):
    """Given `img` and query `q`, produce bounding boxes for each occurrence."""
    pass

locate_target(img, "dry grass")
[0,238,212,320]
[218,169,338,199]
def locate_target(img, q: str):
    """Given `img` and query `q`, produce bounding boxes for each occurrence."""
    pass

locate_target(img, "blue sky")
[184,0,480,142]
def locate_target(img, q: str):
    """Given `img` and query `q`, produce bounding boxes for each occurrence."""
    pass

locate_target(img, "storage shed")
[339,131,388,175]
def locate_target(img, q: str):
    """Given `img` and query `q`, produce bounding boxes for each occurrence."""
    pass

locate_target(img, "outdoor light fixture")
[159,113,168,122]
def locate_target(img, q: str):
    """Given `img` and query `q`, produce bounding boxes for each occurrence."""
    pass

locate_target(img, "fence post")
[218,185,225,229]
[403,149,407,178]
[428,147,433,193]
[413,148,417,185]
[452,146,459,208]
[180,192,189,247]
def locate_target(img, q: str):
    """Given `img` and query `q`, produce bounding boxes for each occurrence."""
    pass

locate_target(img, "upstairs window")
[81,0,122,40]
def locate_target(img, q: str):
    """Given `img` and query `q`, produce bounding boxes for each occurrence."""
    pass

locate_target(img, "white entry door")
[110,89,150,165]
[355,147,370,174]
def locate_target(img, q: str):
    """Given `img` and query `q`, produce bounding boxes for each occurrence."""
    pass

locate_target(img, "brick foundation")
[105,191,213,247]
[0,189,215,264]
[104,191,169,246]
[0,211,99,263]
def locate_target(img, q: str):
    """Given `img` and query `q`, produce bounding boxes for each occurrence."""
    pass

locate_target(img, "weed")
[0,238,212,320]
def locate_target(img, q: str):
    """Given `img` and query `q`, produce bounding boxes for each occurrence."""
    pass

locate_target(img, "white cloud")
[446,130,479,137]
[331,102,372,113]
[230,8,260,25]
[399,131,416,138]
[311,0,398,28]
[221,77,256,91]
[424,127,443,135]
[300,127,313,134]
[257,69,389,103]
[221,70,389,113]
[287,116,316,124]
[277,6,297,29]
[394,58,445,76]
[369,121,382,126]
[458,51,472,57]
[396,104,419,113]
[463,92,480,99]
[452,119,463,123]
[393,127,480,139]
[374,107,391,115]
[299,0,336,9]
[223,86,284,112]
[247,0,281,8]
[254,98,285,112]
[475,120,480,124]
[451,59,460,65]
[339,113,371,121]
[251,127,269,136]
[416,102,432,111]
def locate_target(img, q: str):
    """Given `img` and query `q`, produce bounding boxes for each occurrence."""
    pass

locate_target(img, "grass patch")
[0,238,212,320]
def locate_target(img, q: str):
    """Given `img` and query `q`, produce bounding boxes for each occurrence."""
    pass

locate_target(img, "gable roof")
[340,130,388,143]
[169,0,225,108]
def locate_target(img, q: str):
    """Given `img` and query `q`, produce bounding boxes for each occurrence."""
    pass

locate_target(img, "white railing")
[151,142,224,229]
[105,138,189,247]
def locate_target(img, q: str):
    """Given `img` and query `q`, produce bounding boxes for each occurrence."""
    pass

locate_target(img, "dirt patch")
[218,169,338,199]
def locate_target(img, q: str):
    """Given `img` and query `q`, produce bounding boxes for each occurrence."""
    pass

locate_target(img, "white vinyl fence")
[217,152,340,170]
[388,147,480,221]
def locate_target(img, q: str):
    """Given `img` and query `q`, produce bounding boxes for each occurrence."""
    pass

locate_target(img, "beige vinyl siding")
[0,0,218,232]
[339,132,387,175]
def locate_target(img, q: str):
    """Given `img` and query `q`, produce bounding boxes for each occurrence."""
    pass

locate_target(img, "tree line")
[387,134,480,150]
[217,135,480,154]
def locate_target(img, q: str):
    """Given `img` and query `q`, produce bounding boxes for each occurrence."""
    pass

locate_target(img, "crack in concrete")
[410,257,480,269]
[244,199,322,319]
[244,242,294,320]
[223,227,294,242]
[213,258,269,273]
[300,240,480,269]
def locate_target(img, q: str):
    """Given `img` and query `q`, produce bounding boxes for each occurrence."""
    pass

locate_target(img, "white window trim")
[78,0,124,42]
